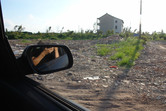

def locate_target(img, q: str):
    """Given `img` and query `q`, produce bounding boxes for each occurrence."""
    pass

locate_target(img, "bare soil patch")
[9,39,166,111]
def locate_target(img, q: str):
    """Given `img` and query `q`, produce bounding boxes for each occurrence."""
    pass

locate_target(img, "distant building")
[97,13,124,34]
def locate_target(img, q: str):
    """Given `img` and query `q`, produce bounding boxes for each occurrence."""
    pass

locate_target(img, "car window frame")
[0,1,22,79]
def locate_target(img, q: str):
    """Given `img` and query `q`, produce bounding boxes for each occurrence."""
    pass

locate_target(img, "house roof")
[98,13,124,23]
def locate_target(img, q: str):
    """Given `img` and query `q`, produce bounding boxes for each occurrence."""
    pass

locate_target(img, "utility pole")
[139,0,142,38]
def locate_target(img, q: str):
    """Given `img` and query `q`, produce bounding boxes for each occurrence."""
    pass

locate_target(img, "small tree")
[45,26,52,39]
[13,25,25,39]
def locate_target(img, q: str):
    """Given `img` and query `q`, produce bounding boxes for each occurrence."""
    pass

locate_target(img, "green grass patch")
[20,39,32,43]
[96,44,113,56]
[96,37,144,67]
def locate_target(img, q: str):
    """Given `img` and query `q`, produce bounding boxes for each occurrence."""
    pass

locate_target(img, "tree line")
[5,25,166,40]
[5,25,115,40]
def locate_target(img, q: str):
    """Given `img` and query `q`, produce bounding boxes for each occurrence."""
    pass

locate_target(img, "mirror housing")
[18,45,73,75]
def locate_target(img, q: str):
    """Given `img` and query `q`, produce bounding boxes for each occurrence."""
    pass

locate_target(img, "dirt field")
[9,39,166,111]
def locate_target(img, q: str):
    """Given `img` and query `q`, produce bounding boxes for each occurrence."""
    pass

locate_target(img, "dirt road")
[10,39,166,111]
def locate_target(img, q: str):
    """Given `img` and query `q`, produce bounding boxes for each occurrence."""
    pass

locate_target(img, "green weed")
[96,44,113,56]
[110,52,125,60]
[96,37,144,67]
[21,39,32,43]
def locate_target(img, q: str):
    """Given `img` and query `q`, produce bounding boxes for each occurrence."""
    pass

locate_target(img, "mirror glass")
[28,46,69,73]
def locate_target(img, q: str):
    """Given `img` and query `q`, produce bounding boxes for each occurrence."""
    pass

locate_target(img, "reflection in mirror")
[29,46,69,73]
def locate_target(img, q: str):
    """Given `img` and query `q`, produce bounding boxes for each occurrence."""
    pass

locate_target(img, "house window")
[115,20,117,23]
[115,25,117,29]
[97,20,100,23]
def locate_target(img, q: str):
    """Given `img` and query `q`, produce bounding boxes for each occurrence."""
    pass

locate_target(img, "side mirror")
[20,45,73,74]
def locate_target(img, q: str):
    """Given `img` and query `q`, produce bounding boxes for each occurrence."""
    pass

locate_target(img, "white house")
[97,13,124,34]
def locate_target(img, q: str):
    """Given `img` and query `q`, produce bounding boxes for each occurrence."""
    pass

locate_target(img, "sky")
[1,0,166,33]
